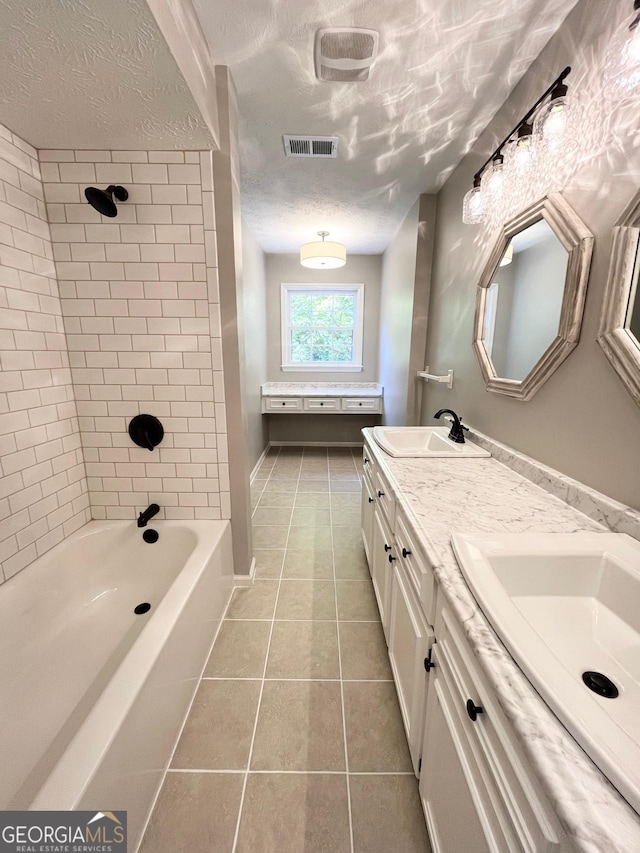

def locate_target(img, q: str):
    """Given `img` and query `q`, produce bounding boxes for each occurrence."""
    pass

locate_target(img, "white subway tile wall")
[0,125,90,583]
[42,149,230,523]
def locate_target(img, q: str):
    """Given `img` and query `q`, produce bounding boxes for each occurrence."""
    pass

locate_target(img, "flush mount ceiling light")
[462,66,573,226]
[300,231,347,268]
[603,1,640,100]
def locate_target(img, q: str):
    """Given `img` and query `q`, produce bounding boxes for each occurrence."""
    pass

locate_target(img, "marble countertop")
[363,427,640,853]
[262,382,383,397]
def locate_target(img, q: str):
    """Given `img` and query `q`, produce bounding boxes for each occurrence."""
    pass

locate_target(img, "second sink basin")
[372,426,490,458]
[451,531,640,815]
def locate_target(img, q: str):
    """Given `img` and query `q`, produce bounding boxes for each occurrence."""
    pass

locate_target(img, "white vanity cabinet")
[360,440,377,566]
[420,593,571,853]
[370,501,394,642]
[387,506,435,776]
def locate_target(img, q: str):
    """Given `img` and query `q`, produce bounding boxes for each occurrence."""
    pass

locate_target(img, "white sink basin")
[372,426,490,458]
[451,531,640,814]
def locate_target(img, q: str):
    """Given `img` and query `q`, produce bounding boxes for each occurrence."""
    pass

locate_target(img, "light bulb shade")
[462,184,487,224]
[300,240,346,268]
[504,135,536,178]
[603,12,640,101]
[533,93,578,157]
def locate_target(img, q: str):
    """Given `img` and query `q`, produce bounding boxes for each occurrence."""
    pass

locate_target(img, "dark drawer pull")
[424,654,436,672]
[388,554,396,563]
[466,699,483,722]
[320,402,324,406]
[377,490,385,498]
[281,402,286,406]
[364,457,369,464]
[384,544,391,552]
[402,547,411,558]
[368,497,374,503]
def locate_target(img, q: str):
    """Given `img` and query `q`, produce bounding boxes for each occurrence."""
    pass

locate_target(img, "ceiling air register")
[314,28,379,82]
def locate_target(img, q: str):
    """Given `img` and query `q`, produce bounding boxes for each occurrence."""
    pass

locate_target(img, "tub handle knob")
[128,414,164,452]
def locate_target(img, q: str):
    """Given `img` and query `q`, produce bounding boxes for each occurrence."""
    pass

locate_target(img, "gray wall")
[379,195,437,426]
[422,0,640,511]
[241,220,269,470]
[265,253,381,382]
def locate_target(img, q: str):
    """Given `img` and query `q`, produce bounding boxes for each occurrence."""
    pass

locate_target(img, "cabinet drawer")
[362,439,376,486]
[341,397,381,412]
[264,396,302,411]
[374,468,395,528]
[395,511,435,625]
[303,397,340,411]
[435,602,566,852]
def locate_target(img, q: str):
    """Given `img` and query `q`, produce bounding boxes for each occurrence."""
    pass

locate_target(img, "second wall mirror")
[473,193,594,401]
[598,189,640,408]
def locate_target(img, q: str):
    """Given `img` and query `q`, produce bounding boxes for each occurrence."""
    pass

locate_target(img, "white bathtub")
[0,519,234,850]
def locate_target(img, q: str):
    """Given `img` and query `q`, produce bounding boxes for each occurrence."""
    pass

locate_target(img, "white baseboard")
[269,440,362,447]
[250,445,271,484]
[234,556,256,586]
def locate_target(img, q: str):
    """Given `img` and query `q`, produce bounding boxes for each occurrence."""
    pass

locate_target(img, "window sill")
[281,364,363,372]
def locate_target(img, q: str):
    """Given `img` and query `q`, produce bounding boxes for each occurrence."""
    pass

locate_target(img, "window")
[281,283,364,371]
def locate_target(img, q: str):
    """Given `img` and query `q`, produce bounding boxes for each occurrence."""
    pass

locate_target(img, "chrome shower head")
[84,185,128,218]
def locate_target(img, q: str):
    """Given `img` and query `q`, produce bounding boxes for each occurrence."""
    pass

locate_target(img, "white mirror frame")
[473,192,594,401]
[598,190,640,407]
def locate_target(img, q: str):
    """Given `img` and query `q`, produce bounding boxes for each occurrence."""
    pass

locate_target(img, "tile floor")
[140,446,431,852]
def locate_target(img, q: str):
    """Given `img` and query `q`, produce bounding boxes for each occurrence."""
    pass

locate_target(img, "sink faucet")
[137,503,160,528]
[434,409,468,444]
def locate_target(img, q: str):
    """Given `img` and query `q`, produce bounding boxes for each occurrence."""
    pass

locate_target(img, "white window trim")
[280,283,364,372]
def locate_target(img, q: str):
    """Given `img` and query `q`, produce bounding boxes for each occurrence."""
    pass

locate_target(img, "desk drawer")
[264,397,302,411]
[303,397,340,411]
[342,397,381,412]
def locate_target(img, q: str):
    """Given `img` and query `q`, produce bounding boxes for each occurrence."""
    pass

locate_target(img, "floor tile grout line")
[329,463,355,853]
[230,444,300,853]
[167,768,415,776]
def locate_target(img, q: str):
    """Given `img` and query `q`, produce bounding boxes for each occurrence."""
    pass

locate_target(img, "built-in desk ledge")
[261,382,383,414]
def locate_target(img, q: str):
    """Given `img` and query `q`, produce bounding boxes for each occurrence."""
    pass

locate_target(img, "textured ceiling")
[193,0,580,253]
[0,0,214,150]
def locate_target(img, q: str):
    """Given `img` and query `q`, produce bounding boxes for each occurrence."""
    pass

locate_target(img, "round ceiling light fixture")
[300,231,346,268]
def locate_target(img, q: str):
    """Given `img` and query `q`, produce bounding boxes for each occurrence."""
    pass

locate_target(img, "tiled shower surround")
[0,126,89,582]
[41,148,230,524]
[1,127,230,582]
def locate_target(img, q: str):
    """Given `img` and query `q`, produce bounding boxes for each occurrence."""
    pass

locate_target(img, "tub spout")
[137,503,160,528]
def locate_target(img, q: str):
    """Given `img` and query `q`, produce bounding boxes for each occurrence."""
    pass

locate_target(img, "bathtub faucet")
[137,503,160,528]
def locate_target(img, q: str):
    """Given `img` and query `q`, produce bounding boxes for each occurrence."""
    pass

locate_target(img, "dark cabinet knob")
[466,699,483,722]
[402,547,411,558]
[359,402,362,406]
[368,497,374,503]
[281,401,286,406]
[384,544,391,552]
[377,490,384,498]
[364,457,369,464]
[424,655,436,672]
[320,402,324,406]
[388,554,396,563]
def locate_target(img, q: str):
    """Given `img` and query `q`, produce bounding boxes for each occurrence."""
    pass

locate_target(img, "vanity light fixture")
[462,66,572,225]
[299,231,347,268]
[603,0,640,100]
[499,243,513,266]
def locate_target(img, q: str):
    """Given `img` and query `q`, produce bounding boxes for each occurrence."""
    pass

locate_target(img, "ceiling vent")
[314,28,379,82]
[283,135,338,158]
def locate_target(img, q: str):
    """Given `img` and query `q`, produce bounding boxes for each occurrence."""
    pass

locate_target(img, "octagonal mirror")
[473,193,594,400]
[598,189,640,407]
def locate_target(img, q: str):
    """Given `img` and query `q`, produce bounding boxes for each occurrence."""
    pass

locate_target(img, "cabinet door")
[419,666,494,853]
[371,507,393,642]
[360,474,375,567]
[388,561,434,775]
